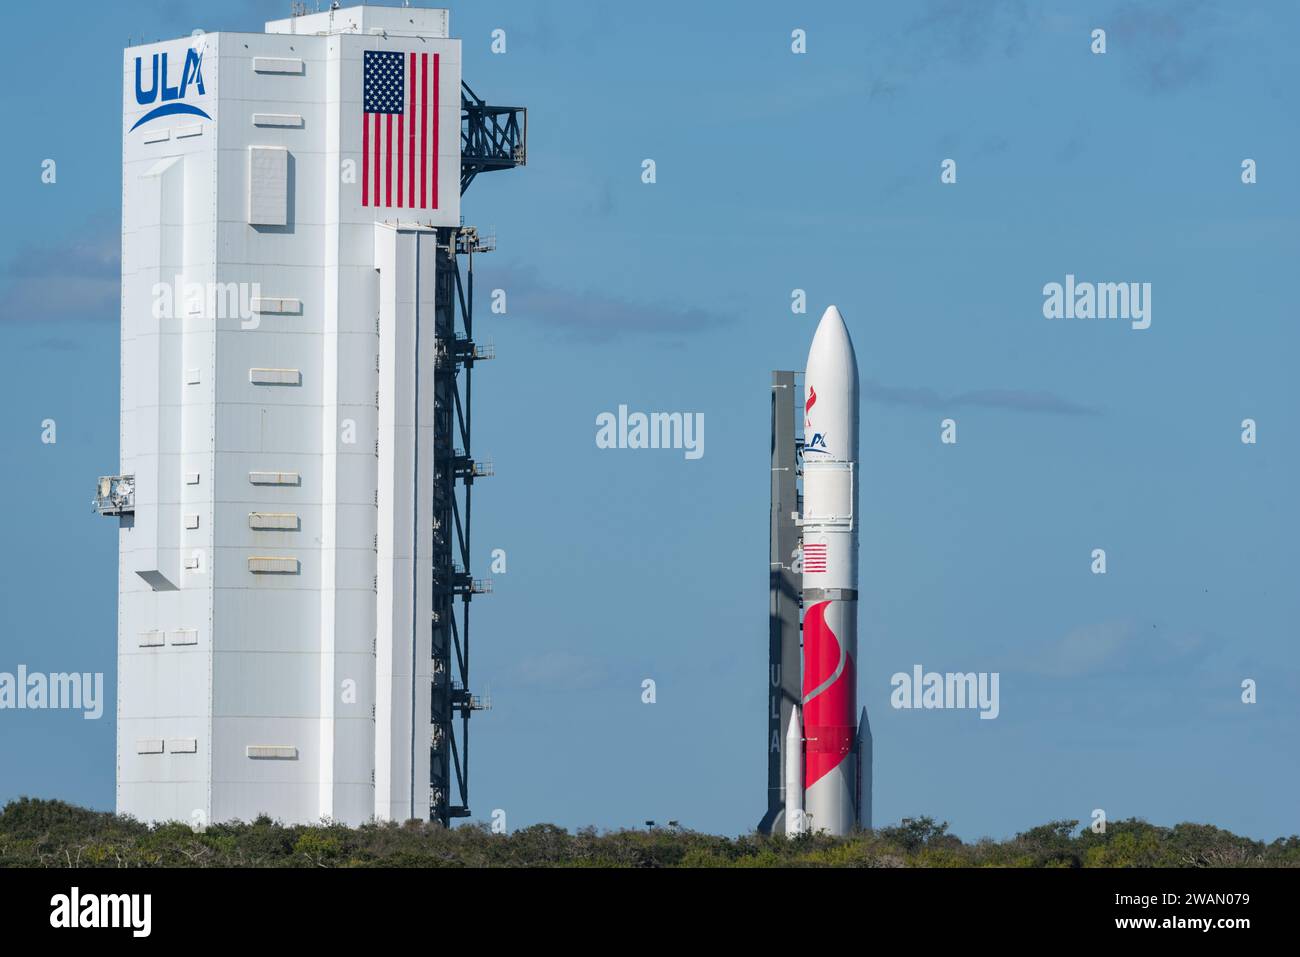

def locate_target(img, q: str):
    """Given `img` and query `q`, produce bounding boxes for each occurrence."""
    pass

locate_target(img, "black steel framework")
[461,81,527,195]
[428,85,527,826]
[430,226,477,823]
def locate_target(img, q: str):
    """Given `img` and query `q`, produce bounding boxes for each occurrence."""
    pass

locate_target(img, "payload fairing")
[785,306,871,836]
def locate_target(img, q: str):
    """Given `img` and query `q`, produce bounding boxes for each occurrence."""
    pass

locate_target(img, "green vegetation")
[1,798,1295,868]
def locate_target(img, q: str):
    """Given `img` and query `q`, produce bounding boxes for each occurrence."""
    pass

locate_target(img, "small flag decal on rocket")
[803,543,828,573]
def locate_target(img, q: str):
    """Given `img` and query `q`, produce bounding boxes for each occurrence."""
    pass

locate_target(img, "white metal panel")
[252,56,304,74]
[248,367,302,386]
[219,405,322,457]
[372,224,436,823]
[247,145,288,226]
[247,745,298,759]
[170,628,199,646]
[248,556,300,574]
[118,35,220,815]
[251,112,304,127]
[249,512,299,530]
[803,462,855,526]
[250,296,302,314]
[248,470,300,485]
[266,6,450,39]
[211,590,323,654]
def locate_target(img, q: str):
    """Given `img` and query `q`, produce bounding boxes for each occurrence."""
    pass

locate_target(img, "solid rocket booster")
[785,706,804,837]
[800,305,864,836]
[856,707,872,830]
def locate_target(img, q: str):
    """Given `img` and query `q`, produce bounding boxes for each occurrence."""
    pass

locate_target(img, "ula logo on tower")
[131,48,209,131]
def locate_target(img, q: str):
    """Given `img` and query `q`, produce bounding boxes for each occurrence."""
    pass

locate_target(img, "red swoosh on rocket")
[802,600,856,788]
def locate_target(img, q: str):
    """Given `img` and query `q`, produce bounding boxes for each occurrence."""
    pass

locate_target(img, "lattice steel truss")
[429,85,526,825]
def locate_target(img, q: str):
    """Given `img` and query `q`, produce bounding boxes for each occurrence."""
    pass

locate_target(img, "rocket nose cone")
[811,305,855,352]
[819,304,846,330]
[806,304,859,384]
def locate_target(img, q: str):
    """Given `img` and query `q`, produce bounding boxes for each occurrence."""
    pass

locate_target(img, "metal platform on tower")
[430,85,527,826]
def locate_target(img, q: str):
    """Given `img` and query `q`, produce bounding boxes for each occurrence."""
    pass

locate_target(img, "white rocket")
[788,305,871,837]
[784,706,805,836]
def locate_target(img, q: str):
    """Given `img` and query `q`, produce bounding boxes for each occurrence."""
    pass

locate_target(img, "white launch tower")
[95,5,518,827]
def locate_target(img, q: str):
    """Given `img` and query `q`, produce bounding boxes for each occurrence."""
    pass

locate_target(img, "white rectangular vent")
[168,738,198,754]
[175,123,203,139]
[247,145,289,226]
[248,556,299,574]
[247,745,298,760]
[249,367,301,386]
[136,738,164,755]
[249,512,299,530]
[249,471,299,486]
[143,128,169,145]
[184,514,200,529]
[137,630,164,648]
[170,628,198,646]
[250,297,302,315]
[185,472,201,485]
[252,57,305,75]
[252,113,304,128]
[185,368,200,384]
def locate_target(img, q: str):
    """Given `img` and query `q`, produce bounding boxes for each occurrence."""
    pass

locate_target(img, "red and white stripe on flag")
[362,50,440,209]
[803,543,828,573]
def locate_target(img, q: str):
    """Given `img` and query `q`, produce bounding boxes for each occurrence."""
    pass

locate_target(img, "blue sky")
[1,0,1297,841]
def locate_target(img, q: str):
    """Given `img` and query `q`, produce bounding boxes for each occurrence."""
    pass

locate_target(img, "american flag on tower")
[362,50,439,209]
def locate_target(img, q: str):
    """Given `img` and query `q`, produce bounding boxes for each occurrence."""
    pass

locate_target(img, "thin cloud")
[501,651,611,693]
[862,379,1101,417]
[1028,621,1142,678]
[492,264,733,342]
[1107,0,1221,94]
[858,1,1039,112]
[904,0,1035,67]
[890,0,1226,98]
[0,233,119,323]
[1025,620,1216,679]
